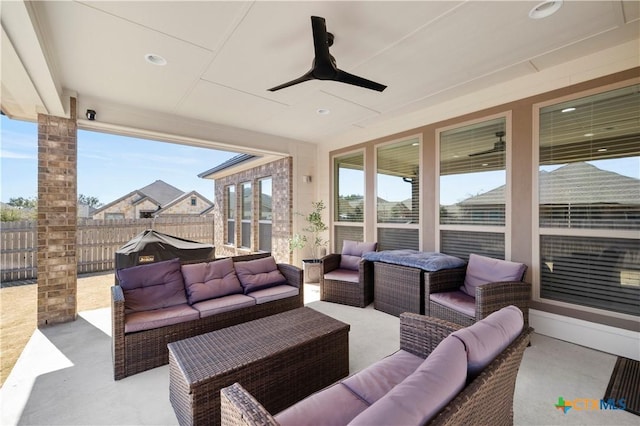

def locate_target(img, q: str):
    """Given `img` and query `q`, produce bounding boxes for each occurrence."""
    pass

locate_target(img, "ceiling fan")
[268,16,387,92]
[469,131,506,157]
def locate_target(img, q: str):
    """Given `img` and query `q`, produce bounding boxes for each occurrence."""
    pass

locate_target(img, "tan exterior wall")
[37,98,78,326]
[328,68,639,332]
[162,195,211,215]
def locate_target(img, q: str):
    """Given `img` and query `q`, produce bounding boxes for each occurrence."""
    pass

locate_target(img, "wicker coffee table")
[168,307,350,426]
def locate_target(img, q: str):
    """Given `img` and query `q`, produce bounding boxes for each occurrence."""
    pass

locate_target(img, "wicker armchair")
[427,254,531,327]
[320,240,377,307]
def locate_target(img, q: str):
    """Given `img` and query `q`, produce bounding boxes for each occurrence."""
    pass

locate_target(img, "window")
[241,182,252,248]
[258,178,272,252]
[190,197,197,206]
[438,117,507,260]
[334,151,365,250]
[105,213,124,220]
[139,211,154,219]
[226,185,235,245]
[536,83,640,317]
[376,138,420,250]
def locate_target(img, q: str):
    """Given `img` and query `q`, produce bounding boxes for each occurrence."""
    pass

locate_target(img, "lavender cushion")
[349,335,467,426]
[429,290,476,317]
[116,258,187,314]
[192,294,256,318]
[248,285,299,304]
[181,258,243,304]
[342,350,424,405]
[323,269,359,283]
[451,305,524,379]
[234,256,287,294]
[275,383,368,426]
[461,254,526,297]
[124,304,199,333]
[340,240,377,271]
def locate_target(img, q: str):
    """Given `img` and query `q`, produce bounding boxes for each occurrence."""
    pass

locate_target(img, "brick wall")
[37,98,78,326]
[213,157,292,263]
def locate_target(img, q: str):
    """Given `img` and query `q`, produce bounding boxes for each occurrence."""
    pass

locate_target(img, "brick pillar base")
[37,98,78,326]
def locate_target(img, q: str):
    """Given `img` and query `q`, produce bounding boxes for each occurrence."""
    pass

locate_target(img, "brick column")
[37,98,78,326]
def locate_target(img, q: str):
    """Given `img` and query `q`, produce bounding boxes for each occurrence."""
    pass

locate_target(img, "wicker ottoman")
[168,307,350,426]
[374,262,467,317]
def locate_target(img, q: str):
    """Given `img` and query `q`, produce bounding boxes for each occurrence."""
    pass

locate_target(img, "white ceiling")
[1,1,639,154]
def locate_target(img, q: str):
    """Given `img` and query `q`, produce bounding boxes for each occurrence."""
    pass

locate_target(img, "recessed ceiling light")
[561,107,576,113]
[482,163,489,167]
[144,53,167,66]
[529,0,563,19]
[412,142,419,146]
[597,148,608,152]
[317,108,330,115]
[584,133,594,137]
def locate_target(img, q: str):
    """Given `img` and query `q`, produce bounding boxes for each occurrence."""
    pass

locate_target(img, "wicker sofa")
[111,252,303,380]
[221,306,533,426]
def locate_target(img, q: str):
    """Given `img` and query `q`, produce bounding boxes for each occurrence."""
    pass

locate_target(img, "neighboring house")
[91,180,214,220]
[77,202,96,218]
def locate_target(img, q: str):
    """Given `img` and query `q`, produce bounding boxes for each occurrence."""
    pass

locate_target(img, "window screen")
[439,117,507,258]
[538,84,639,316]
[376,138,419,249]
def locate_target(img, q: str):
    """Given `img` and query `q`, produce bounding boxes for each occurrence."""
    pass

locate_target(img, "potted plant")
[289,200,328,283]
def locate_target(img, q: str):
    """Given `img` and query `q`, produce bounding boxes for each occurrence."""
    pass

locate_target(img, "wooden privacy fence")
[1,217,214,282]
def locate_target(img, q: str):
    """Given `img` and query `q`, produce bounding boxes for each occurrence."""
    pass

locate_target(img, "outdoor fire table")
[363,250,466,317]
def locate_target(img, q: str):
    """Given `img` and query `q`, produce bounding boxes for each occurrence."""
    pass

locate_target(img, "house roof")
[2,1,637,152]
[91,180,213,215]
[137,180,184,207]
[459,162,640,206]
[198,154,258,179]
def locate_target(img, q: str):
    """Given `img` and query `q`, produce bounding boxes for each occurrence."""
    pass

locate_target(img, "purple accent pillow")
[234,256,287,294]
[116,258,187,314]
[461,254,526,297]
[451,305,524,379]
[349,335,467,426]
[181,257,243,304]
[339,240,377,271]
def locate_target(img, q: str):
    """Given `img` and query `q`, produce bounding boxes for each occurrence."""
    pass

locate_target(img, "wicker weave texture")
[169,307,349,426]
[112,253,304,380]
[219,312,533,426]
[373,262,424,316]
[425,265,532,328]
[320,256,374,308]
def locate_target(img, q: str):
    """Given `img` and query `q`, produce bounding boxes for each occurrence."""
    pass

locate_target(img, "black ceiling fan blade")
[268,71,314,92]
[311,16,333,68]
[468,148,499,157]
[335,69,387,92]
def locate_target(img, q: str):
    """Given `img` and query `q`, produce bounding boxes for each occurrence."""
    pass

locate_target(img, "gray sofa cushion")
[275,383,369,426]
[234,256,287,294]
[340,240,377,271]
[191,294,256,318]
[124,304,199,333]
[451,305,524,378]
[116,258,187,314]
[342,349,424,405]
[348,335,467,426]
[462,254,526,296]
[181,257,243,304]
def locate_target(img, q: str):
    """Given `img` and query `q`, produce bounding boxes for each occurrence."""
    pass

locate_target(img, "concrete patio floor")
[0,284,637,426]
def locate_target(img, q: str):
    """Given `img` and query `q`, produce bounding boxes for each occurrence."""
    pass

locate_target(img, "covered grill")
[115,229,215,271]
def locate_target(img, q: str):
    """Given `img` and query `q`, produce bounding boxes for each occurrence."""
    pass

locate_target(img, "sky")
[1,115,239,205]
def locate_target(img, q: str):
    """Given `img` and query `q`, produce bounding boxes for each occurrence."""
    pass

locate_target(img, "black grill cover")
[115,229,215,270]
